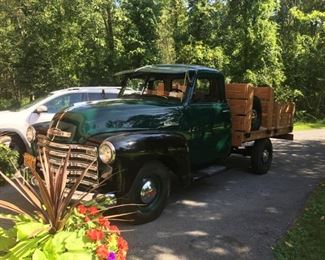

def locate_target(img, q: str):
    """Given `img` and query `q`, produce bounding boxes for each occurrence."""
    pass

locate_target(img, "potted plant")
[0,148,129,259]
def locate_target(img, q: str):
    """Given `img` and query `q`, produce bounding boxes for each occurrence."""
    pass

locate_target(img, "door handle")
[222,110,230,113]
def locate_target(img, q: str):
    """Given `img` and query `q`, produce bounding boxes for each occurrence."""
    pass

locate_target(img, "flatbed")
[226,83,295,147]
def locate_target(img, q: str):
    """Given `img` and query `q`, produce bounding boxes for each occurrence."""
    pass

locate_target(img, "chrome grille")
[37,134,99,187]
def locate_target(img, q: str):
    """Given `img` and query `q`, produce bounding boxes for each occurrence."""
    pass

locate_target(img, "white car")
[0,86,120,157]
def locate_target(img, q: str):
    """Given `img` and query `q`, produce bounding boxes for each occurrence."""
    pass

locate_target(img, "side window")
[88,92,105,101]
[192,76,221,103]
[44,93,82,113]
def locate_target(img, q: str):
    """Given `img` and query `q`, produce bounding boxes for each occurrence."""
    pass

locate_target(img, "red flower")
[110,225,120,235]
[86,229,104,241]
[98,217,110,229]
[118,237,128,252]
[77,204,87,214]
[96,245,109,259]
[88,206,99,216]
[84,216,91,222]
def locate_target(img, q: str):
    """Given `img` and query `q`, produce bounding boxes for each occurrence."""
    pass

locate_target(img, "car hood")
[49,99,183,143]
[0,110,29,128]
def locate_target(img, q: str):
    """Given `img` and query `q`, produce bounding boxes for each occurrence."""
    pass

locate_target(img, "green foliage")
[0,151,128,259]
[294,120,325,131]
[273,182,325,259]
[0,0,324,119]
[179,42,228,70]
[0,143,18,184]
[224,0,285,88]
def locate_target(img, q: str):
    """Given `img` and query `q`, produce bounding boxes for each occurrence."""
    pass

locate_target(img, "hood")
[49,99,183,143]
[0,110,28,128]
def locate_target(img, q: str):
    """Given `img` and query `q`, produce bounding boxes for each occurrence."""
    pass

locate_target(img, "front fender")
[92,131,191,194]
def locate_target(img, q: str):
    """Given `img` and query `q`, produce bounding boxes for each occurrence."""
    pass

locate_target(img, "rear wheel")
[251,138,273,174]
[126,161,170,224]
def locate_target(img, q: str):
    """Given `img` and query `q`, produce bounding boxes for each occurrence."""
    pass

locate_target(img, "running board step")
[192,165,227,181]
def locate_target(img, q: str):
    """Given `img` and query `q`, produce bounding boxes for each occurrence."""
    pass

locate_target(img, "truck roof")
[115,64,223,76]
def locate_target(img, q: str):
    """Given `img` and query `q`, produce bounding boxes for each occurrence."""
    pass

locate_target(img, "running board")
[192,165,227,181]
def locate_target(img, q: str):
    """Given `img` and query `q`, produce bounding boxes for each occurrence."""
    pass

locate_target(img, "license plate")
[24,153,36,170]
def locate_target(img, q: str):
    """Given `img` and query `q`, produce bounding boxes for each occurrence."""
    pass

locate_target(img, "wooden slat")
[232,114,252,132]
[228,99,253,115]
[261,100,274,129]
[242,126,293,143]
[232,131,244,147]
[226,83,254,100]
[254,87,274,101]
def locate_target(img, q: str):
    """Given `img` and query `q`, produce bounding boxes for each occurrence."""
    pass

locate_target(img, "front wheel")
[126,161,170,224]
[251,138,273,174]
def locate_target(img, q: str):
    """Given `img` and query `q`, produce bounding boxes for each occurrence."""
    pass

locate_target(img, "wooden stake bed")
[226,84,295,147]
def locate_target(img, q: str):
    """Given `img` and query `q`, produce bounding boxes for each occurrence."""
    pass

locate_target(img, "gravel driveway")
[1,129,324,259]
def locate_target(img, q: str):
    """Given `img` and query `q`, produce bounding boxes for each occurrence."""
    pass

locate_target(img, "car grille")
[37,134,99,188]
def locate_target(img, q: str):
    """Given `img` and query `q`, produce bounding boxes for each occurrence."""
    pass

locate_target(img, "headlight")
[99,141,115,164]
[26,126,36,143]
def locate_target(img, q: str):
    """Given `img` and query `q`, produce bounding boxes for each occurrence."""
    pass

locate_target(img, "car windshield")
[14,93,52,111]
[119,73,191,103]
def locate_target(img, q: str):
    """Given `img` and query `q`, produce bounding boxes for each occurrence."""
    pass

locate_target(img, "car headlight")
[26,126,36,143]
[99,141,115,164]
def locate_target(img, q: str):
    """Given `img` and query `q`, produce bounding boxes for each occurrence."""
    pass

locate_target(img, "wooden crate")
[272,102,295,128]
[261,100,274,129]
[232,114,252,132]
[254,87,274,101]
[226,83,254,100]
[228,98,253,115]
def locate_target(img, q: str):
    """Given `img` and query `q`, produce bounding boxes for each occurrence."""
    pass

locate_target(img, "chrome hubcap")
[252,109,257,120]
[262,150,270,163]
[140,179,157,204]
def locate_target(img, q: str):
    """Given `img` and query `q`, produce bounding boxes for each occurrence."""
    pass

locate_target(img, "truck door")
[184,72,231,166]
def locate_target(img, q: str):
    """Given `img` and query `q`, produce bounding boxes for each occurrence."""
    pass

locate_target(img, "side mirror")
[35,105,48,114]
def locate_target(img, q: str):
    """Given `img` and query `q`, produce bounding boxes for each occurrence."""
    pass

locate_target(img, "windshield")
[15,93,52,111]
[119,73,191,103]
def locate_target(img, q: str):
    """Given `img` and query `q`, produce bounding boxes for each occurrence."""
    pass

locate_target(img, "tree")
[224,0,285,89]
[278,1,325,118]
[120,0,161,67]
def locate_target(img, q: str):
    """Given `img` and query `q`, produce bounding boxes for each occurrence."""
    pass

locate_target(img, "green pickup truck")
[26,64,294,224]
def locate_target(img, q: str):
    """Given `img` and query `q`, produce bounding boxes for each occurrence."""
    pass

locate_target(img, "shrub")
[0,143,18,184]
[0,149,129,259]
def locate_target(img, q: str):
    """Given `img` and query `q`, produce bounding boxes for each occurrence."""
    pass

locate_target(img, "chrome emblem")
[47,128,72,138]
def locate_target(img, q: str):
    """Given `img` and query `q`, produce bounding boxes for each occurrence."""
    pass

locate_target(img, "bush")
[0,143,19,184]
[0,98,20,110]
[0,151,129,259]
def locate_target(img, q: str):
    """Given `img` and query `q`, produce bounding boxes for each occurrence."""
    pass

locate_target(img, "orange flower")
[86,229,104,241]
[117,251,126,260]
[118,237,128,252]
[98,217,110,229]
[84,216,91,222]
[110,225,120,235]
[77,204,87,214]
[96,244,109,259]
[88,206,99,216]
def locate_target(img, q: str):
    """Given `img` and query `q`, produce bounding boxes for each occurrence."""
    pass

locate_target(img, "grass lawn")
[294,121,325,131]
[273,181,325,260]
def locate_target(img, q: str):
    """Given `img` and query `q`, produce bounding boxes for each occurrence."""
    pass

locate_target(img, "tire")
[251,96,262,131]
[126,161,170,224]
[0,135,11,147]
[251,138,273,174]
